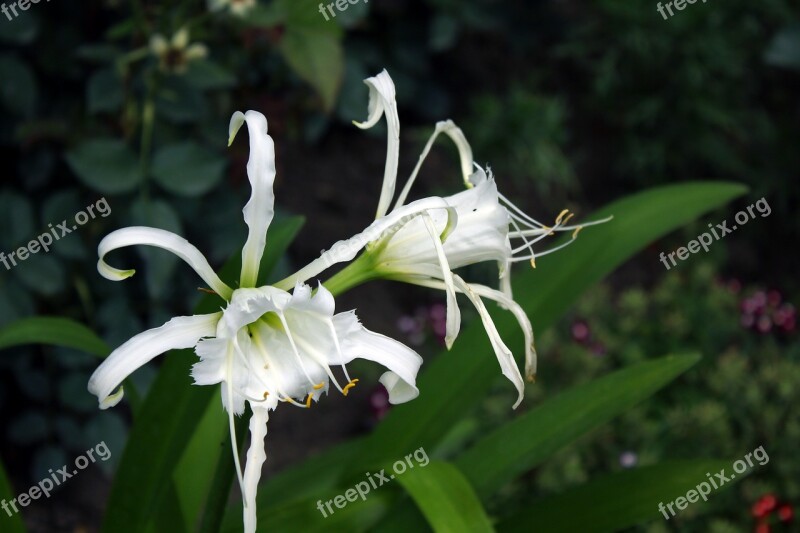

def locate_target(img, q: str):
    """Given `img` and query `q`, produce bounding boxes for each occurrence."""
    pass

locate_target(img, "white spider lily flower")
[87,110,422,533]
[277,70,610,408]
[149,27,208,74]
[208,0,257,17]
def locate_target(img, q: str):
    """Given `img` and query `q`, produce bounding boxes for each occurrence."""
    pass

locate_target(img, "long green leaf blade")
[0,317,110,357]
[496,460,733,532]
[395,461,495,533]
[456,354,701,497]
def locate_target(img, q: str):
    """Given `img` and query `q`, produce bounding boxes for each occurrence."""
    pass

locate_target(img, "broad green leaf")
[65,139,143,194]
[0,54,37,117]
[455,354,701,497]
[87,68,124,113]
[184,60,237,91]
[129,199,183,299]
[280,28,344,112]
[104,217,304,533]
[0,459,26,533]
[0,11,38,44]
[151,142,227,197]
[0,317,110,357]
[395,461,494,533]
[764,24,800,71]
[496,460,733,533]
[356,182,747,469]
[15,253,66,297]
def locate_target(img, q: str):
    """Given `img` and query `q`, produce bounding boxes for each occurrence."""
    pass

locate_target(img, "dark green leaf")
[65,139,143,194]
[0,317,110,357]
[87,68,124,113]
[496,460,733,533]
[151,142,227,197]
[279,28,344,111]
[0,54,37,117]
[184,60,236,91]
[456,355,701,497]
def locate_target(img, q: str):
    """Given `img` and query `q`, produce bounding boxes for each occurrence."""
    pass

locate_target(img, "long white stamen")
[225,343,246,497]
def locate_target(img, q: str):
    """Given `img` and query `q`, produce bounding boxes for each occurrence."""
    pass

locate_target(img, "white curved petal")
[229,111,277,288]
[332,311,423,404]
[275,196,452,289]
[88,312,222,408]
[97,226,233,300]
[394,120,475,210]
[354,70,400,219]
[463,282,536,383]
[242,405,269,533]
[421,213,460,349]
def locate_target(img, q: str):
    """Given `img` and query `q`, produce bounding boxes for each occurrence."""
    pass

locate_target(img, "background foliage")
[0,0,797,531]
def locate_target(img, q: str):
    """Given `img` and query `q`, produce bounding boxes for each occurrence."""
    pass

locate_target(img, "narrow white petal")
[88,312,221,408]
[275,196,452,289]
[97,226,233,300]
[421,212,460,349]
[229,111,277,287]
[464,282,536,383]
[393,120,475,210]
[447,275,525,408]
[354,70,400,219]
[242,405,269,533]
[332,312,423,404]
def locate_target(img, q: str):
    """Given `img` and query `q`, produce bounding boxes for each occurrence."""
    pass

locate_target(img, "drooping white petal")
[421,274,525,408]
[460,282,536,383]
[332,311,423,404]
[242,405,270,533]
[229,111,277,288]
[88,312,222,408]
[421,212,460,349]
[394,120,475,210]
[354,70,400,220]
[275,196,453,289]
[97,226,233,300]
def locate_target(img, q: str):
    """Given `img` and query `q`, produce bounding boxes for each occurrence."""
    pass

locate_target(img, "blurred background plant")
[0,0,798,531]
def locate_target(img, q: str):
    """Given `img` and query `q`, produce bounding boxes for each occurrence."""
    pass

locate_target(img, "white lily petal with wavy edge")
[229,110,277,288]
[332,311,423,404]
[394,120,475,210]
[421,212,460,349]
[275,196,453,289]
[354,70,400,220]
[97,226,233,300]
[88,312,221,408]
[242,405,269,533]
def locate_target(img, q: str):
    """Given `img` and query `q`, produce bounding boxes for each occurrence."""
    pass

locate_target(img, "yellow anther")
[572,226,583,239]
[530,257,536,269]
[263,391,269,399]
[561,213,575,225]
[342,378,360,396]
[197,288,218,295]
[555,209,570,225]
[313,382,325,390]
[305,394,313,408]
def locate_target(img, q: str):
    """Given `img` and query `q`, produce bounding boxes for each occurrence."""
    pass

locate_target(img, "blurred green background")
[0,0,798,531]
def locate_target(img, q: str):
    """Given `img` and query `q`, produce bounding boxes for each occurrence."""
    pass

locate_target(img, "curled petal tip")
[99,386,124,409]
[228,111,246,146]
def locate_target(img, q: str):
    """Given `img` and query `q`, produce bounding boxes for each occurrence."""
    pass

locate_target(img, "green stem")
[322,253,381,297]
